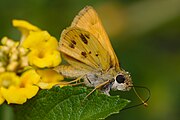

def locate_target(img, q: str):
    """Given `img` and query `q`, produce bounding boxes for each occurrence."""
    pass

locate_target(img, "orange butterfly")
[55,6,132,95]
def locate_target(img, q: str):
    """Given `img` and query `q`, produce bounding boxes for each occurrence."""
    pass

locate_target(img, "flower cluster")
[0,37,28,73]
[0,20,63,105]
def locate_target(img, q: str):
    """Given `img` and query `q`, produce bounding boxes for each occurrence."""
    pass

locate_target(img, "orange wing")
[59,27,111,72]
[71,6,120,70]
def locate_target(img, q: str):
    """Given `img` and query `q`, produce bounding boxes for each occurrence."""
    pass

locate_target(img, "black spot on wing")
[71,40,76,45]
[69,43,75,48]
[81,52,87,57]
[80,33,88,44]
[95,53,99,56]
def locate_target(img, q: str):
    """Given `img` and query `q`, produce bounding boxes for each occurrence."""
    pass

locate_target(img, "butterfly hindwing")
[59,27,111,71]
[71,6,120,70]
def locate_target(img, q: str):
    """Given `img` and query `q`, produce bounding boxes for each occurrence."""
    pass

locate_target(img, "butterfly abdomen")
[54,65,87,78]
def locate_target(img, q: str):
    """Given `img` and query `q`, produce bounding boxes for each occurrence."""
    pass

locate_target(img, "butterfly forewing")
[59,27,111,71]
[71,6,120,70]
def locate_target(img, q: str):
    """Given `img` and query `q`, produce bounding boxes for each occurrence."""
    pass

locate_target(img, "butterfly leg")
[67,75,84,84]
[83,80,111,100]
[70,82,84,86]
[67,76,85,86]
[55,75,85,87]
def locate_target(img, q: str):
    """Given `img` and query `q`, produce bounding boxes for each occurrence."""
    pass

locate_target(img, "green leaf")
[13,86,130,120]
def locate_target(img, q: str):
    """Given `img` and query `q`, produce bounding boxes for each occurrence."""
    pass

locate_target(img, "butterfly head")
[111,71,132,91]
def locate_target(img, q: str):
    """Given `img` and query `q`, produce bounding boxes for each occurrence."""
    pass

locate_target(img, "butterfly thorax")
[84,67,132,92]
[83,67,116,87]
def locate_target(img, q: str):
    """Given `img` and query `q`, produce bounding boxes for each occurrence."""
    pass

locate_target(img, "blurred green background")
[0,0,180,120]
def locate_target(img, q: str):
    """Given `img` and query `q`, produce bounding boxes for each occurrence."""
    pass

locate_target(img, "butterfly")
[55,6,132,95]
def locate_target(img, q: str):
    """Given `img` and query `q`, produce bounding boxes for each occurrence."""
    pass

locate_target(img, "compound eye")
[116,75,125,83]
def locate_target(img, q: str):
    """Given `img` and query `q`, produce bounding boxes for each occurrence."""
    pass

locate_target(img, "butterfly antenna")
[132,86,149,107]
[121,85,150,111]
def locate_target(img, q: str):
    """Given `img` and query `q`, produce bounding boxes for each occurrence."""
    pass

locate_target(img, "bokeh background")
[0,0,180,120]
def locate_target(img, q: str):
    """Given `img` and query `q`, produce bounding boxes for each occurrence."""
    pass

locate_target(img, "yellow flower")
[21,31,61,68]
[20,69,64,89]
[12,19,40,43]
[36,69,64,89]
[0,71,39,104]
[28,49,61,68]
[22,31,58,50]
[0,72,20,104]
[19,69,39,99]
[0,19,64,105]
[1,86,27,104]
[0,37,29,73]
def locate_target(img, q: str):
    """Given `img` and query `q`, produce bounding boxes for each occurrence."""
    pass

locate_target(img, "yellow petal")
[37,82,58,89]
[37,69,64,82]
[12,19,41,43]
[12,19,40,31]
[28,49,61,68]
[49,50,62,67]
[1,86,27,104]
[21,31,59,51]
[0,72,20,88]
[20,69,40,85]
[46,36,59,50]
[0,92,5,105]
[21,85,39,99]
[36,69,64,89]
